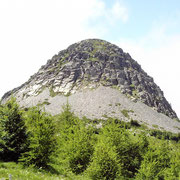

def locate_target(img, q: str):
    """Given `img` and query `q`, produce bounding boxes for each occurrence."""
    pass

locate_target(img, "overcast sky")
[0,0,180,117]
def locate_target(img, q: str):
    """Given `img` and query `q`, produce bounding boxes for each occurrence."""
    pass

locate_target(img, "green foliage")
[163,143,180,180]
[100,120,147,178]
[132,89,139,98]
[136,141,171,179]
[56,103,94,174]
[104,118,131,129]
[37,100,51,106]
[20,107,56,168]
[49,86,58,97]
[56,103,78,128]
[67,127,94,174]
[86,140,121,180]
[0,100,179,179]
[115,102,121,106]
[121,109,130,118]
[0,97,27,161]
[152,124,159,128]
[149,129,180,142]
[88,57,98,61]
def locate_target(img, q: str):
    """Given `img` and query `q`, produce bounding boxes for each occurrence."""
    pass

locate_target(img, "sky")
[0,0,180,117]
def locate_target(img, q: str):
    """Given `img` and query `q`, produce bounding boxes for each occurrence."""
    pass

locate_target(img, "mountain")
[1,39,180,132]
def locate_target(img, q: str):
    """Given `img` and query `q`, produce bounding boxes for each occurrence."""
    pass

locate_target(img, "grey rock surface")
[14,86,180,133]
[1,39,179,132]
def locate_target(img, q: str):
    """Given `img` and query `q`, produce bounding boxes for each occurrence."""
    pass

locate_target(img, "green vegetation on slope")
[0,98,180,179]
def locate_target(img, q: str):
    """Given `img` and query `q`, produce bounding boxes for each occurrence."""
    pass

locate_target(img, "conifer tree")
[21,107,56,168]
[56,103,94,174]
[0,97,27,161]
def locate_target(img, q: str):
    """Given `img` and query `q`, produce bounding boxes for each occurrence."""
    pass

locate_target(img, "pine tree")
[56,103,94,174]
[21,107,56,168]
[0,97,27,161]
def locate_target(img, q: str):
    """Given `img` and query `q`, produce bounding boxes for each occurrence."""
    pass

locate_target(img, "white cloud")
[110,0,128,23]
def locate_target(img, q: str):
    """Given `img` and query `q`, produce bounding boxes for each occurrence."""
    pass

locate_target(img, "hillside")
[1,39,180,132]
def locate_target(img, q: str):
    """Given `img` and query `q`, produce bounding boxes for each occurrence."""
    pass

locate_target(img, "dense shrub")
[104,118,131,129]
[150,129,180,142]
[0,98,27,161]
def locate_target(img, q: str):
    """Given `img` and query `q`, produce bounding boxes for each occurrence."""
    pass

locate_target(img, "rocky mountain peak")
[1,39,177,120]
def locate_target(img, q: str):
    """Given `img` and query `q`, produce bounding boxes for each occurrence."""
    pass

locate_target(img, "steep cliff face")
[2,39,177,119]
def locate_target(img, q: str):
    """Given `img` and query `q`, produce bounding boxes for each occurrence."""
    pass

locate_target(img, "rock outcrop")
[1,39,177,120]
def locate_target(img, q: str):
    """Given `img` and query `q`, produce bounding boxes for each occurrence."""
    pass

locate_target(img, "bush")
[149,130,180,142]
[86,140,121,180]
[20,107,56,168]
[105,118,131,129]
[0,97,27,161]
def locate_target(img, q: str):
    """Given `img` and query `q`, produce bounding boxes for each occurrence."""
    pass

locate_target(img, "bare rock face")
[1,39,177,120]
